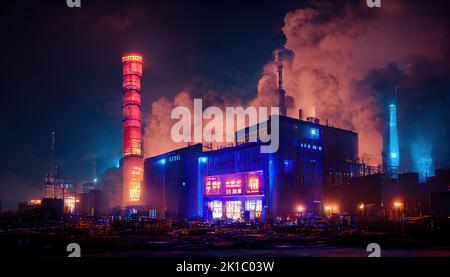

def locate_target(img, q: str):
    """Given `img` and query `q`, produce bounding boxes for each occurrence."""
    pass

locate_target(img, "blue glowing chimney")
[388,104,399,170]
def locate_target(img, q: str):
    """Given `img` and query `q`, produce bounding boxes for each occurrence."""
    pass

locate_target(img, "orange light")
[30,199,41,205]
[325,206,331,211]
[122,54,143,63]
[297,206,304,212]
[359,204,365,210]
[394,202,402,208]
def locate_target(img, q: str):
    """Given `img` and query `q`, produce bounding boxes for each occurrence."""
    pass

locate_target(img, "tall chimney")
[277,62,287,116]
[121,53,144,207]
[388,103,400,172]
[274,47,294,117]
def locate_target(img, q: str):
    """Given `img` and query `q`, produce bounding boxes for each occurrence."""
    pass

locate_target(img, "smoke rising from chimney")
[144,0,449,166]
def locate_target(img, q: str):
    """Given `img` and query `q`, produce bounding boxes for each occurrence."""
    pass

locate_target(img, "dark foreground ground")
[90,239,450,257]
[1,224,449,257]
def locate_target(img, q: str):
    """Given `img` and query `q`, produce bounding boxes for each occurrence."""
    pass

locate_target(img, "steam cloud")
[145,0,449,168]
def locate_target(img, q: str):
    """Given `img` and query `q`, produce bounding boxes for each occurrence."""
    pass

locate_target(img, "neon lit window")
[225,180,242,195]
[122,55,143,63]
[210,201,223,219]
[205,180,221,195]
[247,177,260,193]
[308,128,319,139]
[245,200,263,219]
[169,155,181,162]
[129,167,143,202]
[65,196,76,214]
[226,201,242,220]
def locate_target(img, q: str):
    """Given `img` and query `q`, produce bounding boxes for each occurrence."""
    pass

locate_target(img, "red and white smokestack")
[121,53,144,207]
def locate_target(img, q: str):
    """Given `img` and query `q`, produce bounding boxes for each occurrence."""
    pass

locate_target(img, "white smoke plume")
[145,0,448,166]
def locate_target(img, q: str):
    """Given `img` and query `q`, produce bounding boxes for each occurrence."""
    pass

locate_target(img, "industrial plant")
[1,0,449,269]
[0,47,448,261]
[6,49,448,228]
[120,51,448,224]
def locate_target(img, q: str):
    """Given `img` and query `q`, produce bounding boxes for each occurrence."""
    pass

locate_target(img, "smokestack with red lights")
[121,53,144,208]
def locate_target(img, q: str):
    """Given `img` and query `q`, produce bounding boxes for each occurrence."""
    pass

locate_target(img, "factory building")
[121,52,448,222]
[325,168,450,219]
[75,189,102,218]
[145,115,360,221]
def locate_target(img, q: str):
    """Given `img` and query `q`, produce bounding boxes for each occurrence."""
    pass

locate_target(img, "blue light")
[411,138,433,182]
[388,104,400,169]
[199,157,208,163]
[308,128,319,139]
[158,158,166,165]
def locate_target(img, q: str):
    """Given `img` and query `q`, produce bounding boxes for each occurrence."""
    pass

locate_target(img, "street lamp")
[393,201,405,221]
[325,206,332,217]
[394,201,405,237]
[359,204,365,218]
[297,206,305,220]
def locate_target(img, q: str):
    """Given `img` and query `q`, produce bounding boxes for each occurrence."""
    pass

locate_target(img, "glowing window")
[247,177,259,193]
[122,55,143,63]
[226,180,242,195]
[129,167,143,202]
[225,201,242,220]
[205,180,221,195]
[210,201,223,219]
[308,128,319,139]
[245,200,263,219]
[64,196,76,214]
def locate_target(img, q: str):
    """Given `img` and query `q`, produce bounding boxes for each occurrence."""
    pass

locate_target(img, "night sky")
[0,0,449,210]
[0,0,304,208]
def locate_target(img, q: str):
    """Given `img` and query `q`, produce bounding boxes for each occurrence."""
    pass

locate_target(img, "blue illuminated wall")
[411,137,433,182]
[145,115,359,220]
[145,144,203,219]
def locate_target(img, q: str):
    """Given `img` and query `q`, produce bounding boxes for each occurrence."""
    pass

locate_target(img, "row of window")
[208,200,263,220]
[205,177,261,196]
[300,143,323,151]
[169,155,181,163]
